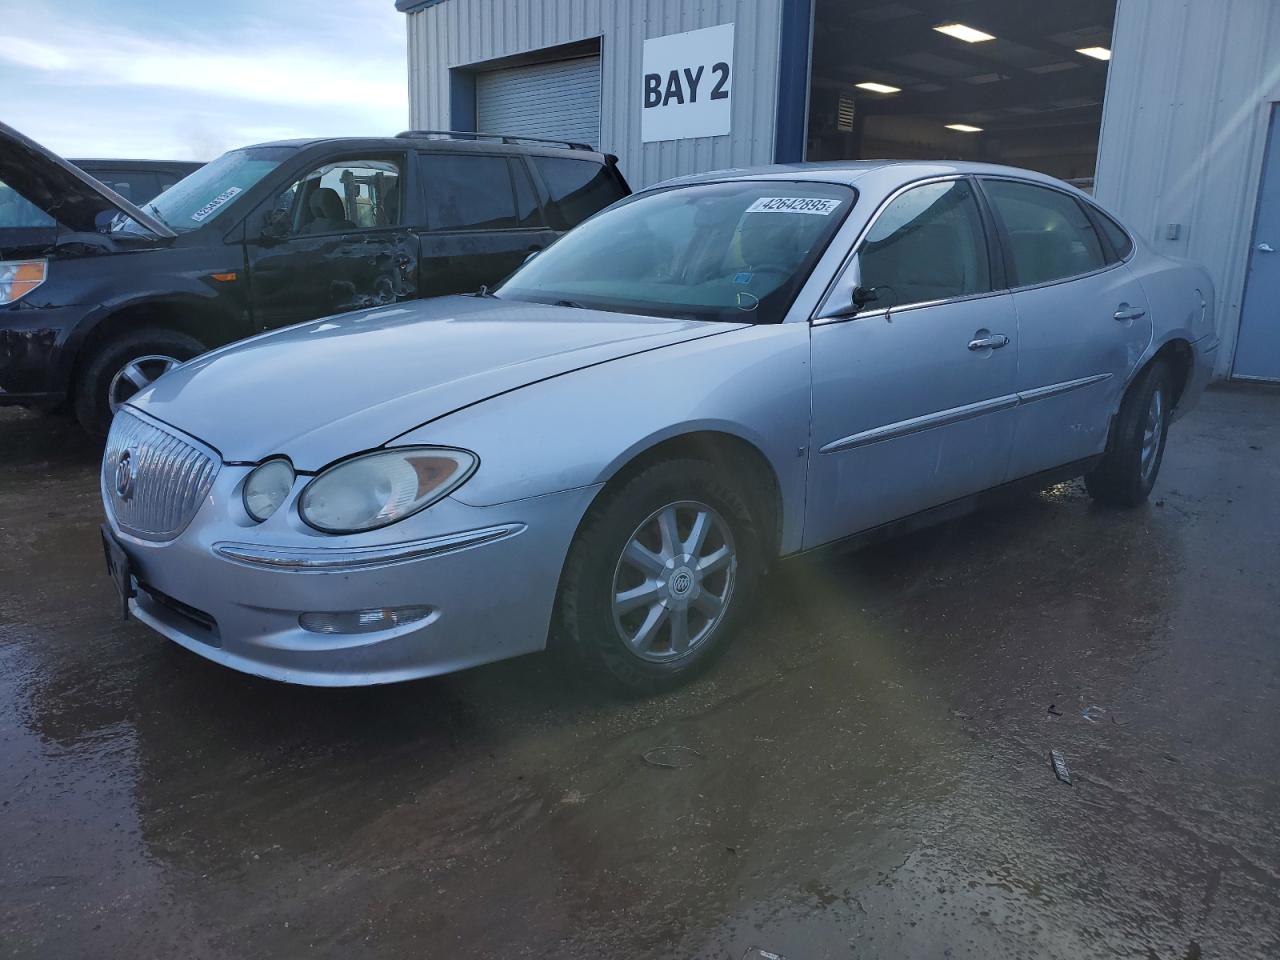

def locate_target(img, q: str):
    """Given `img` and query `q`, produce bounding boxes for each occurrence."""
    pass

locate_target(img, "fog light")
[298,605,435,635]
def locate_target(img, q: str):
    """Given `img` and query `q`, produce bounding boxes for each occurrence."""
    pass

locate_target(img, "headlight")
[298,447,477,534]
[0,260,47,305]
[243,458,296,522]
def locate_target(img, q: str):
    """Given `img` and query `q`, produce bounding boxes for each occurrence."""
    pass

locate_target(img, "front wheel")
[554,459,763,695]
[1085,359,1173,506]
[74,328,205,437]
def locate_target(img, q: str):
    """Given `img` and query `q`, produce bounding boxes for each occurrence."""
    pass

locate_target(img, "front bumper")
[105,456,601,686]
[0,302,86,402]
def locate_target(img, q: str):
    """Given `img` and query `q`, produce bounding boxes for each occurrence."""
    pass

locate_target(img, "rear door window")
[419,154,523,231]
[531,156,627,229]
[982,179,1107,286]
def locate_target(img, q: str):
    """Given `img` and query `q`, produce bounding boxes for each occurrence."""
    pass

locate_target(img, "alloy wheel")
[108,354,182,414]
[1140,385,1165,485]
[611,500,738,662]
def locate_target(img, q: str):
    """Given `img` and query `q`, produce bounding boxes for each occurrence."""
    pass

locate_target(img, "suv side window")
[420,154,529,231]
[531,156,627,229]
[272,157,403,236]
[858,179,992,309]
[983,179,1107,286]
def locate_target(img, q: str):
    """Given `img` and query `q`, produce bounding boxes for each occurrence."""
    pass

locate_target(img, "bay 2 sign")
[641,23,733,143]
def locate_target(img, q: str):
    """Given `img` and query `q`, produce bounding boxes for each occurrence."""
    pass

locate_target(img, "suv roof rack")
[396,129,594,151]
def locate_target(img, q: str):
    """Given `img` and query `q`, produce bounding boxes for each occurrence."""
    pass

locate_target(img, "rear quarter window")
[1093,207,1135,261]
[532,156,627,230]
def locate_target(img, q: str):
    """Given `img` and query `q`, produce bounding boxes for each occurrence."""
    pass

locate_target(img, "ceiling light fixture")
[855,82,902,94]
[1076,46,1112,60]
[946,123,984,133]
[933,23,995,43]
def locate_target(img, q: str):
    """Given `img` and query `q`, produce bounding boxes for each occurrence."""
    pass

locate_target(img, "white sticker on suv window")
[746,196,842,215]
[190,186,242,222]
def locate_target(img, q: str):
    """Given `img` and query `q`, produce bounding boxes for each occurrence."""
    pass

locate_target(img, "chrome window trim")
[976,175,1135,292]
[812,174,1001,326]
[213,523,525,572]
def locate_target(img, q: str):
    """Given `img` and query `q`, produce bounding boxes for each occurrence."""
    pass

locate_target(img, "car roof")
[655,160,1079,191]
[71,158,204,170]
[240,134,610,161]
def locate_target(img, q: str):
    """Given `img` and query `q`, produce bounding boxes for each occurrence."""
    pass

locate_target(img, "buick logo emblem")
[670,568,693,597]
[115,449,136,501]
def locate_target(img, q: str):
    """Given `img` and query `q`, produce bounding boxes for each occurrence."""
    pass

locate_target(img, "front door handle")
[1113,306,1147,321]
[968,334,1010,351]
[1259,242,1275,253]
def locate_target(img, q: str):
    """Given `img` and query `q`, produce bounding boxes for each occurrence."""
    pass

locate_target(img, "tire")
[1085,359,1173,507]
[74,328,205,438]
[553,458,764,695]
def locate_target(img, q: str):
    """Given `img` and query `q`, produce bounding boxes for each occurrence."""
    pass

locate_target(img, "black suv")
[0,122,630,434]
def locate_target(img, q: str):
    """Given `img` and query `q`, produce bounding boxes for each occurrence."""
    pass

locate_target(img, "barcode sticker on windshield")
[190,186,242,222]
[746,197,842,215]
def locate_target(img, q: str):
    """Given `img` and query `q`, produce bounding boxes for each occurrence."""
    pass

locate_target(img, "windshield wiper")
[147,203,172,229]
[473,284,499,299]
[553,298,588,309]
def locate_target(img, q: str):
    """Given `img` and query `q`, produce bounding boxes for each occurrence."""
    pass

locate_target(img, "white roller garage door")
[476,56,602,149]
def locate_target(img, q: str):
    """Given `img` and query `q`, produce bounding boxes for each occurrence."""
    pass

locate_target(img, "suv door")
[244,152,415,329]
[978,177,1153,479]
[806,177,1018,549]
[416,152,556,296]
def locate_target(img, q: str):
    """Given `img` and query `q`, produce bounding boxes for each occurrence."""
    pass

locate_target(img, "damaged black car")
[0,122,629,435]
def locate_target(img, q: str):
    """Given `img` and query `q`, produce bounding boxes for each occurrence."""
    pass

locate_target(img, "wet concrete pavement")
[2,386,1278,960]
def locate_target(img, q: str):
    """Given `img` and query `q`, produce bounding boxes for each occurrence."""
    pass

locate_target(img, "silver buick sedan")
[100,161,1217,693]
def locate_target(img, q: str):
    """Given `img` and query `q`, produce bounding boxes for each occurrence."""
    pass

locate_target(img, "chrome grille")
[102,409,219,541]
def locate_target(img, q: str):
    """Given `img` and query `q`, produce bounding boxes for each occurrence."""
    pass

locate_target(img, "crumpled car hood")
[130,295,741,468]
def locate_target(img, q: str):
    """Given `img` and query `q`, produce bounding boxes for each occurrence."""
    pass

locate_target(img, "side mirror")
[260,207,290,242]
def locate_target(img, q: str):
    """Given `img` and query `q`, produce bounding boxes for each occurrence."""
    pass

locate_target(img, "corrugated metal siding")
[476,56,601,147]
[405,0,785,188]
[1096,0,1280,377]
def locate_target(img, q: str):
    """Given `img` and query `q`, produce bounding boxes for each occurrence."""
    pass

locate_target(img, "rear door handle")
[1113,306,1147,321]
[968,335,1010,351]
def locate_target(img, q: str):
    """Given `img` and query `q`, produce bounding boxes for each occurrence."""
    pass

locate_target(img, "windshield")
[496,180,855,324]
[111,145,295,235]
[0,181,55,229]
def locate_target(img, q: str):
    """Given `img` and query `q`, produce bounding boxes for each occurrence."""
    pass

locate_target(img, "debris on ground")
[641,745,704,769]
[1082,705,1105,723]
[1048,704,1063,717]
[742,949,787,960]
[1051,749,1072,784]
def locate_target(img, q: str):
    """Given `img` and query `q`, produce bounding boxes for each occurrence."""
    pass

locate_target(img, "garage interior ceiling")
[808,0,1116,183]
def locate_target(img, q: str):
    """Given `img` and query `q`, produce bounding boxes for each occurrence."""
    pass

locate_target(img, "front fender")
[396,323,814,554]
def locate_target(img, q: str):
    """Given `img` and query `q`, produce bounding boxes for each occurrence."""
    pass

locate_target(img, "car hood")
[130,296,743,468]
[0,120,175,238]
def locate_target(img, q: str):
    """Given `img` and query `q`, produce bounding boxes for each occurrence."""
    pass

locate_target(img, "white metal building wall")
[476,56,602,147]
[1095,0,1280,377]
[405,0,786,188]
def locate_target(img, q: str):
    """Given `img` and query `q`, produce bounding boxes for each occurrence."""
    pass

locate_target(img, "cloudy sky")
[1,0,408,160]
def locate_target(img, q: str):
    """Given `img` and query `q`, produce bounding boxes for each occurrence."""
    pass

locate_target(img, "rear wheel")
[74,328,204,437]
[1085,359,1172,506]
[554,459,763,695]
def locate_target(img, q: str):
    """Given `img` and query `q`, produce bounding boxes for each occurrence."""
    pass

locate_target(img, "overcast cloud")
[0,0,408,160]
